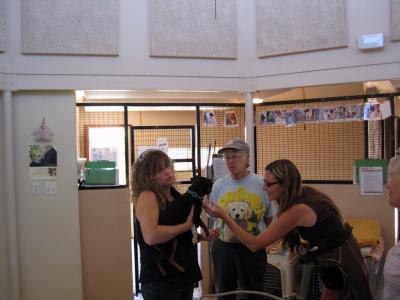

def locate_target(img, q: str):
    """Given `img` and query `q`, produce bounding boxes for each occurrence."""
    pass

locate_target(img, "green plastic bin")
[85,160,116,185]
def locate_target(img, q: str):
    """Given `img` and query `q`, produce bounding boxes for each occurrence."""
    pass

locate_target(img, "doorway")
[130,125,197,297]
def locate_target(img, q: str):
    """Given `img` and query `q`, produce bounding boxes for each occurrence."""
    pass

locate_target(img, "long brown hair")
[131,149,174,209]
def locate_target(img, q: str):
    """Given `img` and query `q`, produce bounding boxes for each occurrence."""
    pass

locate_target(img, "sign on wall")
[149,0,237,58]
[256,0,347,57]
[21,0,119,55]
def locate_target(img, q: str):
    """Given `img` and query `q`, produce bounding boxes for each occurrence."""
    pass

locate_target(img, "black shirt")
[294,196,350,253]
[134,187,202,284]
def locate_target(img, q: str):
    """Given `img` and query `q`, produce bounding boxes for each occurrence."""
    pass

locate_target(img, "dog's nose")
[235,214,240,219]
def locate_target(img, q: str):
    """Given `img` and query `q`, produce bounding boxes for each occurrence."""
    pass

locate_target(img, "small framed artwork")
[224,111,238,127]
[29,144,58,179]
[203,111,217,126]
[275,110,286,125]
[259,111,267,125]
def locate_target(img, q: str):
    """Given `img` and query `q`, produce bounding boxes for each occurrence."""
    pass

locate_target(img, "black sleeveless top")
[294,196,351,253]
[134,187,202,284]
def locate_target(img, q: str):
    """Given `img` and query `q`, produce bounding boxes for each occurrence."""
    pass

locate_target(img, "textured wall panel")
[0,0,5,53]
[392,0,400,41]
[149,0,236,59]
[256,0,347,57]
[21,0,119,55]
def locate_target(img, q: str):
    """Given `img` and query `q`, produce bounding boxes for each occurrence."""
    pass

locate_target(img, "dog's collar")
[187,189,204,201]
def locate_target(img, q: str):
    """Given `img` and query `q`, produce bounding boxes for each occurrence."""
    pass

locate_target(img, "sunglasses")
[264,181,280,187]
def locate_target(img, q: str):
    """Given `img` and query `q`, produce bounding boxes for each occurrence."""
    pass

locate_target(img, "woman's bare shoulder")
[136,191,158,216]
[285,204,317,227]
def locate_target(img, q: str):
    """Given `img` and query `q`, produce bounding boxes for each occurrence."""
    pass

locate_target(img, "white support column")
[3,90,21,300]
[244,92,255,172]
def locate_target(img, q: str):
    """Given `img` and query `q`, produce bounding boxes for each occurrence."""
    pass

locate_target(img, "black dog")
[154,176,213,276]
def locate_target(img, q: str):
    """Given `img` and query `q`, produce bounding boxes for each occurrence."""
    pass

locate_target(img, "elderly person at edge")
[205,159,372,300]
[383,150,400,299]
[209,139,276,300]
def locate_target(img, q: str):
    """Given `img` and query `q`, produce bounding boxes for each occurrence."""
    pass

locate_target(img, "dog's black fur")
[154,176,213,276]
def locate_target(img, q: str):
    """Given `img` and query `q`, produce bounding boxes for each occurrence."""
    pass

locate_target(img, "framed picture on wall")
[203,111,217,126]
[224,111,238,127]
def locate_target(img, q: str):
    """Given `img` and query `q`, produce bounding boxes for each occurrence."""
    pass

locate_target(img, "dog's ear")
[190,176,200,183]
[245,207,253,220]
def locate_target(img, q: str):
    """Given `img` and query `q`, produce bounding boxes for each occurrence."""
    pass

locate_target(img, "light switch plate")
[44,181,57,195]
[32,182,41,195]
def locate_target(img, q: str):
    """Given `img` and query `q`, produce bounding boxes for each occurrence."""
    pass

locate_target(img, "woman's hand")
[203,199,226,220]
[198,228,220,241]
[183,205,195,231]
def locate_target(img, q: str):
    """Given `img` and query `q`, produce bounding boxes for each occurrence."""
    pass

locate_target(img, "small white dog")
[223,201,253,242]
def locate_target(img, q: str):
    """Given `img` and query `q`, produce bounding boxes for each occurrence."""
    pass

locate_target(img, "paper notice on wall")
[359,166,384,195]
[212,156,229,180]
[157,138,169,153]
[381,100,392,119]
[89,147,117,162]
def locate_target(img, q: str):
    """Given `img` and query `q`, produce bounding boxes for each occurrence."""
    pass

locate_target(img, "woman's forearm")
[144,223,189,245]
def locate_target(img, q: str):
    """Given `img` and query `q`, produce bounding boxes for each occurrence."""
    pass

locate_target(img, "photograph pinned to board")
[259,111,275,126]
[322,107,338,122]
[275,110,286,125]
[259,111,267,125]
[29,144,57,179]
[285,110,295,127]
[380,100,392,119]
[345,104,364,120]
[363,99,382,121]
[293,108,305,123]
[266,111,276,124]
[203,111,217,126]
[224,111,238,127]
[308,107,323,122]
[157,137,169,153]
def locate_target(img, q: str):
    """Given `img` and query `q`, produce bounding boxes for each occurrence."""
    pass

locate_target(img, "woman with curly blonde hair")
[131,149,201,300]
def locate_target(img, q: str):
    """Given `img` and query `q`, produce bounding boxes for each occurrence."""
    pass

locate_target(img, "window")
[88,126,126,185]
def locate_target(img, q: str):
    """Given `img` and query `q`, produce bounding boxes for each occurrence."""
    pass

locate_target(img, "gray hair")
[389,148,400,175]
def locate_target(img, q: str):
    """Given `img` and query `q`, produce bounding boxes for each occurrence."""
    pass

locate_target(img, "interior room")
[1,1,400,300]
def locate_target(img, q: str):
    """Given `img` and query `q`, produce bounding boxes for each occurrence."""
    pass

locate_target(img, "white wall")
[0,0,399,91]
[0,93,11,300]
[13,92,82,300]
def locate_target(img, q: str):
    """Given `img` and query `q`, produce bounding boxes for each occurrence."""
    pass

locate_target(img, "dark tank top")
[134,187,202,284]
[294,196,351,253]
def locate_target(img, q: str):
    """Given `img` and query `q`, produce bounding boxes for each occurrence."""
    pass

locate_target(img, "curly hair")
[131,149,174,209]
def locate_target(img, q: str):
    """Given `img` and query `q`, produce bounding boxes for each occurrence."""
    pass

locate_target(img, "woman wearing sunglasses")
[204,159,372,300]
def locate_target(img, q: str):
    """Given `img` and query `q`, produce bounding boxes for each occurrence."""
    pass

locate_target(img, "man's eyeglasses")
[223,154,244,161]
[264,181,280,187]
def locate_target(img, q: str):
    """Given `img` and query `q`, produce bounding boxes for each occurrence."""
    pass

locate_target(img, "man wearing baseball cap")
[209,139,276,299]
